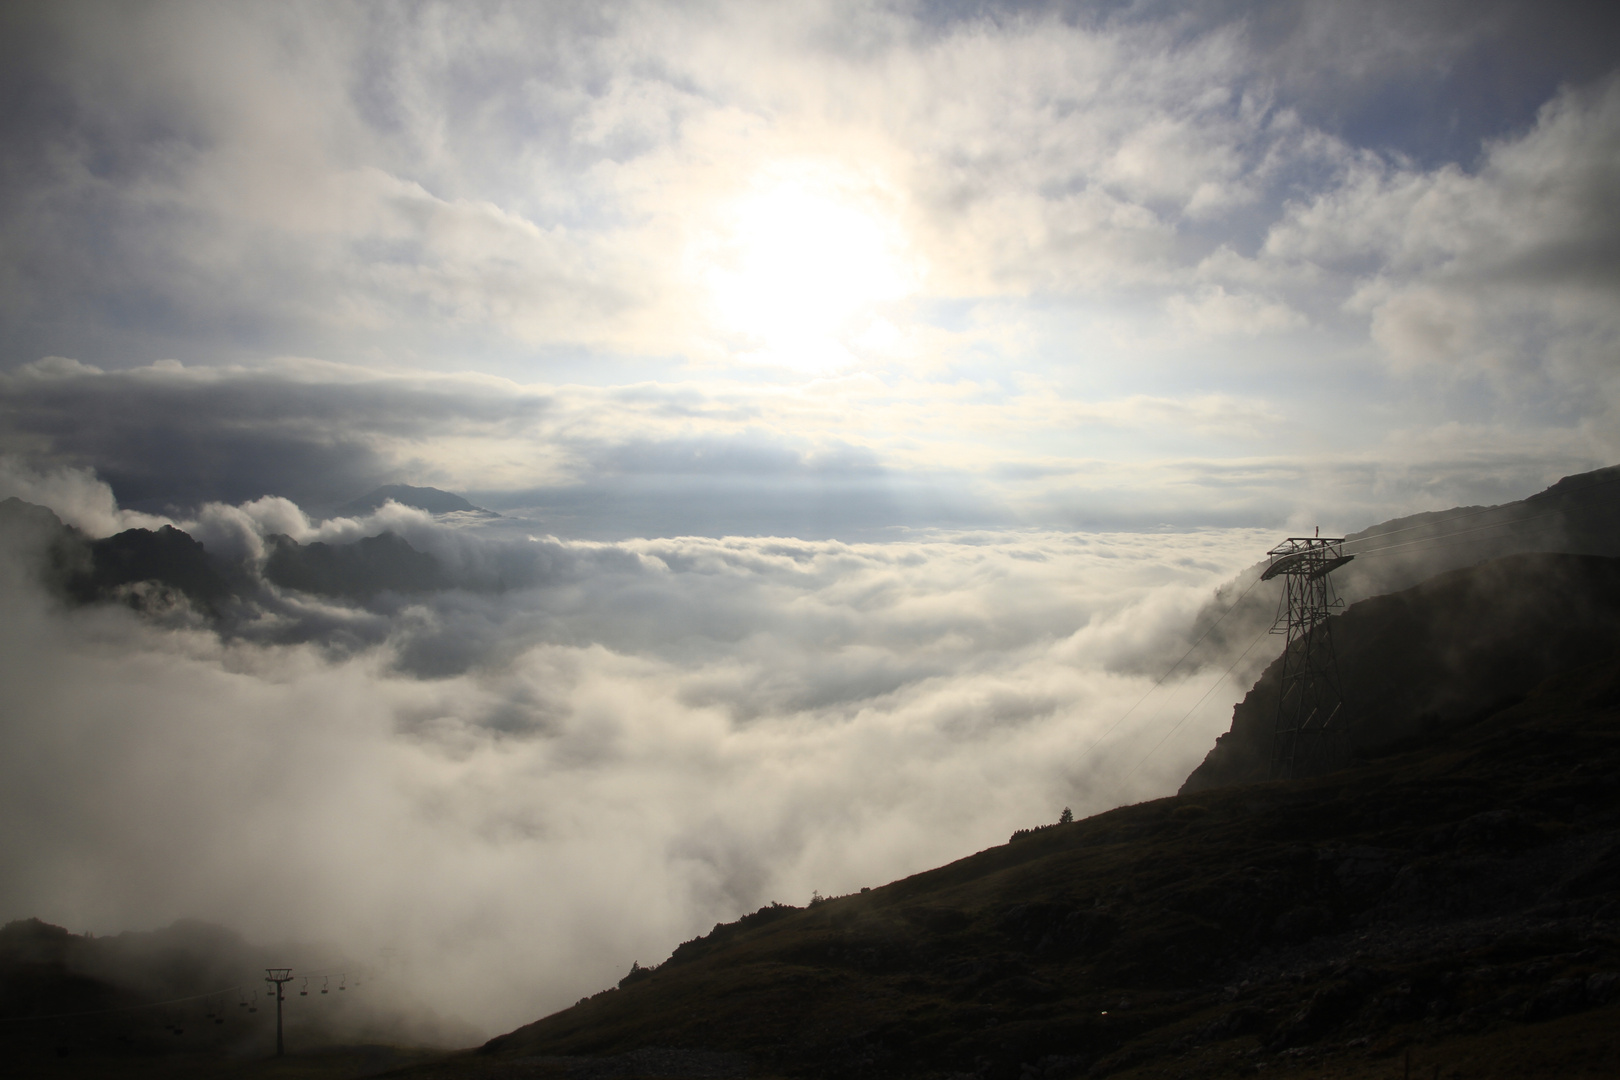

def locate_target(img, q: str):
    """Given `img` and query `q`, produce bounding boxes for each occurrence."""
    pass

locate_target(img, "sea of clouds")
[0,459,1277,1033]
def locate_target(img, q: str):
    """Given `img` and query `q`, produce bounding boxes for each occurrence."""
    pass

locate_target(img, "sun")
[695,165,919,372]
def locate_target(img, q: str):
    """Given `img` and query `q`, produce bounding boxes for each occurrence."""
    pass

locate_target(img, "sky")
[0,0,1617,1036]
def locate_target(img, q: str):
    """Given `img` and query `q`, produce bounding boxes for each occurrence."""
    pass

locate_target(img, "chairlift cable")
[1117,622,1272,786]
[1346,514,1560,558]
[1342,473,1619,554]
[0,984,255,1024]
[1070,568,1268,769]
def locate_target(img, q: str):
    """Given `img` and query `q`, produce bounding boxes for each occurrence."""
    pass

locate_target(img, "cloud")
[2,2,1614,499]
[0,468,1280,1031]
[1263,77,1620,394]
[6,1,1607,368]
[0,455,171,536]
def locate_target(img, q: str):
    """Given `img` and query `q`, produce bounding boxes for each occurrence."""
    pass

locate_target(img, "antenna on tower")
[1261,531,1354,779]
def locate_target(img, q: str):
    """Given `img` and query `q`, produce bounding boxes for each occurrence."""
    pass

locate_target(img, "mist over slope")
[1181,464,1620,681]
[0,916,480,1065]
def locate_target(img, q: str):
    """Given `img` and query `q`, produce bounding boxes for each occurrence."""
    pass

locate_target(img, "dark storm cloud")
[0,361,550,512]
[0,360,1014,536]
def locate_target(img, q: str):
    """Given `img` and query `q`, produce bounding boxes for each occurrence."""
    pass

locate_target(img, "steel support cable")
[1347,508,1582,559]
[1341,472,1620,552]
[0,984,254,1024]
[1118,621,1273,787]
[1342,505,1531,551]
[0,963,359,1025]
[1070,569,1269,768]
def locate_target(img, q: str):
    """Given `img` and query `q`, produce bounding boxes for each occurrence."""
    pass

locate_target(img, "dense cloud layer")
[0,467,1275,1031]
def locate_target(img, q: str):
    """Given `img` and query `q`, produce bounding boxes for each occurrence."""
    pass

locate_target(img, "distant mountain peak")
[333,484,497,519]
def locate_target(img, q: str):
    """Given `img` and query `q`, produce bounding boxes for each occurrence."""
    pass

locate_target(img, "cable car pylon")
[264,968,294,1057]
[1261,528,1354,779]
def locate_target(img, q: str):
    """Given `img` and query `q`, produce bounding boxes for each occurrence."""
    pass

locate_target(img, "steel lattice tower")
[1262,534,1354,779]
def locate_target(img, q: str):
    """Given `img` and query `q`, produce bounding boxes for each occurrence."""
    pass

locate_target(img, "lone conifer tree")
[1059,806,1073,824]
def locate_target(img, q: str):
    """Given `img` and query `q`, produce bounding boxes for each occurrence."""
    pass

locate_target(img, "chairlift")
[248,991,258,1014]
[300,977,309,997]
[320,977,329,995]
[338,974,347,991]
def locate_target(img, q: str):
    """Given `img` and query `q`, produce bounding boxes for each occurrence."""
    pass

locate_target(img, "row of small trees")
[1009,806,1073,843]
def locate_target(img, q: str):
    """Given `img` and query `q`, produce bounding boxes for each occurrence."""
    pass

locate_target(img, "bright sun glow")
[697,167,918,372]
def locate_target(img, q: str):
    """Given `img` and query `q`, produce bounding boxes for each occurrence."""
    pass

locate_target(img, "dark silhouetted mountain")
[1,498,452,612]
[0,498,235,613]
[333,484,498,519]
[1182,553,1620,793]
[455,559,1620,1080]
[0,497,77,558]
[70,525,234,609]
[264,531,446,599]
